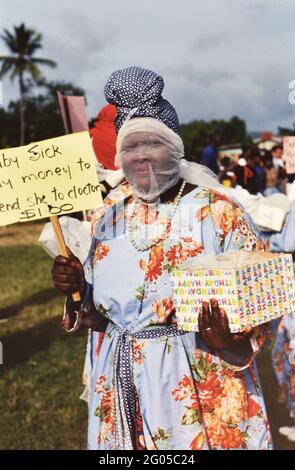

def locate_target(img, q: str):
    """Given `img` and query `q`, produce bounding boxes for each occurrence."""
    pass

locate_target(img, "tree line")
[1,23,294,156]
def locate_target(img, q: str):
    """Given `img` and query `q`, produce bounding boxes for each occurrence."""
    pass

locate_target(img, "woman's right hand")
[52,248,85,297]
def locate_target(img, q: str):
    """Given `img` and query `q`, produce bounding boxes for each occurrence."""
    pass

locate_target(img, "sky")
[1,0,295,132]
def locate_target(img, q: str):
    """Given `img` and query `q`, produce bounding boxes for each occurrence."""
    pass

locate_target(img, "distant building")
[252,132,282,151]
[218,144,243,162]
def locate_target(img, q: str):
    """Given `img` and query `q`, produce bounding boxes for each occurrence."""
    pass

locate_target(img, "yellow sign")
[0,131,103,226]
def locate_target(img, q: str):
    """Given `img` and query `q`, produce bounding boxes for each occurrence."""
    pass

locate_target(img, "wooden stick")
[50,215,81,302]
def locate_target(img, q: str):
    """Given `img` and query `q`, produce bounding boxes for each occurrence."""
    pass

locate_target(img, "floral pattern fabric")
[272,312,295,419]
[83,186,274,450]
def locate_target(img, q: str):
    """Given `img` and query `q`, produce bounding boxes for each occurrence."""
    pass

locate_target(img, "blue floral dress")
[272,312,295,419]
[82,185,274,450]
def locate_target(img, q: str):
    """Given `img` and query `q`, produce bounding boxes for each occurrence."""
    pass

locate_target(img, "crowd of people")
[202,134,294,197]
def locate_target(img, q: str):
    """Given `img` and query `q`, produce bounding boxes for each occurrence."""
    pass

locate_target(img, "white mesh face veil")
[116,118,184,202]
[116,117,225,202]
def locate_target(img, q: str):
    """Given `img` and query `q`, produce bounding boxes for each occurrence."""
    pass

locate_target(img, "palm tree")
[0,23,56,145]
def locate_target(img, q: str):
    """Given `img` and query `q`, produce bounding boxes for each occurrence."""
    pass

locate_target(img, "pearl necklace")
[126,180,186,251]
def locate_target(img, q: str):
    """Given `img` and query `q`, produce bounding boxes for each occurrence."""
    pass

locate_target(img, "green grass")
[257,349,295,450]
[0,243,87,449]
[0,228,294,449]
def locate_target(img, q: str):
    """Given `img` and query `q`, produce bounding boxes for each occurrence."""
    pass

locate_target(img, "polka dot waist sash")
[112,324,186,450]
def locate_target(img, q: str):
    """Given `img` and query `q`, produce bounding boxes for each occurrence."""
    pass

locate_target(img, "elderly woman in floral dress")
[52,67,275,450]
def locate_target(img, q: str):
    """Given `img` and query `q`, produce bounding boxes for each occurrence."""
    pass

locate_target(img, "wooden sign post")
[49,215,81,302]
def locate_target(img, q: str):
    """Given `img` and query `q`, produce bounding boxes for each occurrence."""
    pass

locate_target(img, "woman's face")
[120,132,171,192]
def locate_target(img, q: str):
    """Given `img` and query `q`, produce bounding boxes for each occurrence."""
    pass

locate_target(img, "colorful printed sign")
[170,253,295,333]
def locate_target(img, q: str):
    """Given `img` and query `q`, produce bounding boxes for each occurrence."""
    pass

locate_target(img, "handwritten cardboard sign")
[283,136,295,174]
[0,131,102,226]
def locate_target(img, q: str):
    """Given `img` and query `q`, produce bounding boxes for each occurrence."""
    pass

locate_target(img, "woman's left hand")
[198,298,253,351]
